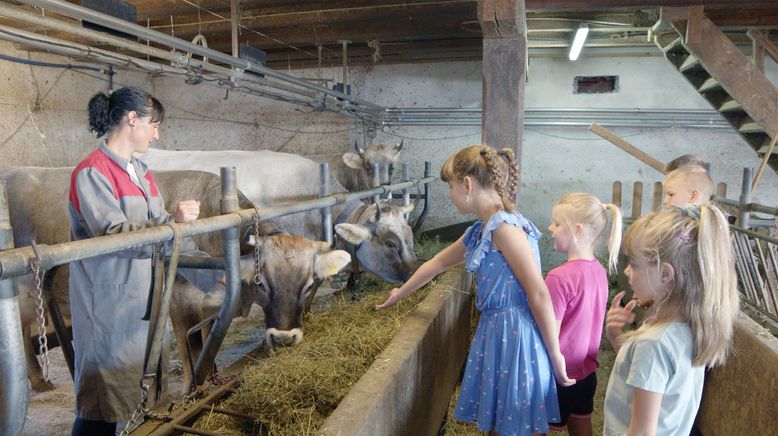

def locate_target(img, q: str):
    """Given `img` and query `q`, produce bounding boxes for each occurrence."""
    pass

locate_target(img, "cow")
[140,147,418,284]
[308,141,404,194]
[0,166,350,392]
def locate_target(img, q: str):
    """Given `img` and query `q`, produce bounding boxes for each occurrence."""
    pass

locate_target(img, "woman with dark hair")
[68,86,200,435]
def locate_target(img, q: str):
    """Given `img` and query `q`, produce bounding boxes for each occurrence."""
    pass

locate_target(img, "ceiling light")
[569,24,589,61]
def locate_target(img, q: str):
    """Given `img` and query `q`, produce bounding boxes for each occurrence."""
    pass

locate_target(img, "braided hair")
[440,144,520,212]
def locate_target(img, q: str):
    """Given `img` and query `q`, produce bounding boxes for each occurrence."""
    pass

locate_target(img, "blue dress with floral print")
[453,210,560,435]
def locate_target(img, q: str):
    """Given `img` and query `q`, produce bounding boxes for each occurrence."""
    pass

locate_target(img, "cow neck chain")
[29,241,50,383]
[253,207,262,285]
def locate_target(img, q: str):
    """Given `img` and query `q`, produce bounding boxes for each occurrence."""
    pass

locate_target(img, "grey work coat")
[68,143,172,422]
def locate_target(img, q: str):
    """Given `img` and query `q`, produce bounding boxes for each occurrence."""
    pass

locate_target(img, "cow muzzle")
[265,327,304,348]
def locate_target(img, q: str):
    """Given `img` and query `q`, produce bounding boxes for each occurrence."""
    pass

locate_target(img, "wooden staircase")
[653,6,778,173]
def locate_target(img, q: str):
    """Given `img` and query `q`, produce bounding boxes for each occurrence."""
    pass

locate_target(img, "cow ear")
[314,250,351,278]
[335,223,370,244]
[342,152,364,169]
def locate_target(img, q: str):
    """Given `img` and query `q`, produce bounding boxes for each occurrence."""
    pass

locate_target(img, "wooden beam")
[686,5,704,45]
[590,123,667,174]
[478,0,526,191]
[752,131,778,194]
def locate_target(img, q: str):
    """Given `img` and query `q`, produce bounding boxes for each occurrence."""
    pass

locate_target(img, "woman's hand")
[375,287,404,311]
[605,291,637,352]
[549,351,576,387]
[174,200,200,223]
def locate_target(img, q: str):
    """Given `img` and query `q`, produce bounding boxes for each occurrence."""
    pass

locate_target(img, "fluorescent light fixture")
[568,24,589,61]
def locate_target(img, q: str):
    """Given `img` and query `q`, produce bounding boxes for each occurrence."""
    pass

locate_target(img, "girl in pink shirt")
[545,193,622,436]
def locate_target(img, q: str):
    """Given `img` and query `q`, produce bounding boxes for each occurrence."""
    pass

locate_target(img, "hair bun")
[87,92,111,137]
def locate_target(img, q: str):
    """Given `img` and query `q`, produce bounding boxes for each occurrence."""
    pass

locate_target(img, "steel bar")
[320,163,333,245]
[0,3,313,99]
[401,163,410,207]
[713,196,778,216]
[193,167,242,388]
[43,266,74,378]
[738,167,754,228]
[736,233,763,307]
[0,177,436,280]
[755,239,778,314]
[414,162,433,233]
[733,235,758,304]
[19,0,385,116]
[372,163,381,204]
[133,377,242,436]
[0,181,27,436]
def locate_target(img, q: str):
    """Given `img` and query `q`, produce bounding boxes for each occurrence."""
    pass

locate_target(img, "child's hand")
[605,291,638,348]
[550,351,576,387]
[375,288,403,311]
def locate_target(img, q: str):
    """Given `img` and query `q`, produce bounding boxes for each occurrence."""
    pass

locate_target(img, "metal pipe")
[738,168,754,228]
[19,0,384,114]
[401,163,410,207]
[194,167,241,387]
[372,163,381,204]
[0,3,313,99]
[714,196,778,216]
[0,177,436,280]
[414,162,432,233]
[320,163,333,245]
[0,181,28,436]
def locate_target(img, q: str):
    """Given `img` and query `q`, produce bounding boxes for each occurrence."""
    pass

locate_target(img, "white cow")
[140,148,418,284]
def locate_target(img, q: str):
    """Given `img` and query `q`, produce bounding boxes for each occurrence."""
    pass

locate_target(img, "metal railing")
[0,161,435,434]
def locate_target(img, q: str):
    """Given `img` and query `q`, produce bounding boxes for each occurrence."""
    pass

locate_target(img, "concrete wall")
[0,40,348,168]
[2,40,778,268]
[350,57,778,268]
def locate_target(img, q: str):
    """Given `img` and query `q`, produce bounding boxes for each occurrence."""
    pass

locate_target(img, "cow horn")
[354,140,365,154]
[395,139,404,151]
[374,203,382,223]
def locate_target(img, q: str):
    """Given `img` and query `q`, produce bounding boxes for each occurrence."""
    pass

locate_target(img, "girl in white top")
[603,204,739,435]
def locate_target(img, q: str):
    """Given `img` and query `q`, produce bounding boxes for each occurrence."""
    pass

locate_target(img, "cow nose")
[269,331,298,347]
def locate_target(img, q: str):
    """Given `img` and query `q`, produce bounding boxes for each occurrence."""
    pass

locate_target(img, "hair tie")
[675,230,694,244]
[671,204,701,220]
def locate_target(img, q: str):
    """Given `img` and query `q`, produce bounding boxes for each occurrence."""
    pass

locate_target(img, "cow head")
[334,203,418,284]
[342,141,403,185]
[240,230,350,348]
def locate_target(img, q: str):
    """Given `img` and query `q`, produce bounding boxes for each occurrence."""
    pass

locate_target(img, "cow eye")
[385,240,398,250]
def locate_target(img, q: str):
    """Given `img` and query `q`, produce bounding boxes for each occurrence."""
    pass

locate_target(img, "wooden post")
[612,181,622,208]
[632,182,644,220]
[590,123,667,174]
[652,182,663,211]
[230,0,239,58]
[752,131,778,194]
[717,182,728,198]
[478,0,526,194]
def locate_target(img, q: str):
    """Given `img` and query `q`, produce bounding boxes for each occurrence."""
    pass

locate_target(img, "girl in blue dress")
[377,145,574,435]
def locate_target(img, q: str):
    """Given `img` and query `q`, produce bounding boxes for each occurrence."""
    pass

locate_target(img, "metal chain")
[253,207,262,285]
[30,241,50,382]
[120,381,150,436]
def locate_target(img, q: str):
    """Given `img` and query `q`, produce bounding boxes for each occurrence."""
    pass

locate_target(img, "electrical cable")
[0,52,103,72]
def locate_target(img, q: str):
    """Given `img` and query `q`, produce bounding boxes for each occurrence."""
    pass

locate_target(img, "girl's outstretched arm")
[494,223,575,386]
[628,387,662,436]
[375,235,467,310]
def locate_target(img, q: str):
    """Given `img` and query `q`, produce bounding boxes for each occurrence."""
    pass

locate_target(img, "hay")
[192,272,435,435]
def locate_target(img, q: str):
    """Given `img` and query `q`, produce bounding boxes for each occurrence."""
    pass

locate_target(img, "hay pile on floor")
[193,275,434,435]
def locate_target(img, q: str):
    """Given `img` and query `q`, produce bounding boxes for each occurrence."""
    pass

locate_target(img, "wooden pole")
[751,130,778,194]
[478,0,526,195]
[590,123,667,174]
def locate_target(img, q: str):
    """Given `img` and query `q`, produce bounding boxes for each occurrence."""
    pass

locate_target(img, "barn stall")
[1,0,778,435]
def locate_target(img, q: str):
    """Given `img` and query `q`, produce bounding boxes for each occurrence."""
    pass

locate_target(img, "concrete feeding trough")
[318,266,472,435]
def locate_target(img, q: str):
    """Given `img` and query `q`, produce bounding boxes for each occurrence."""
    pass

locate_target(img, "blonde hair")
[622,204,739,367]
[665,164,714,203]
[552,193,623,274]
[665,154,707,173]
[440,144,520,212]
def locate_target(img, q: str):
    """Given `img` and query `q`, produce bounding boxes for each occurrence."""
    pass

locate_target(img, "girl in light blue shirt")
[603,204,739,435]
